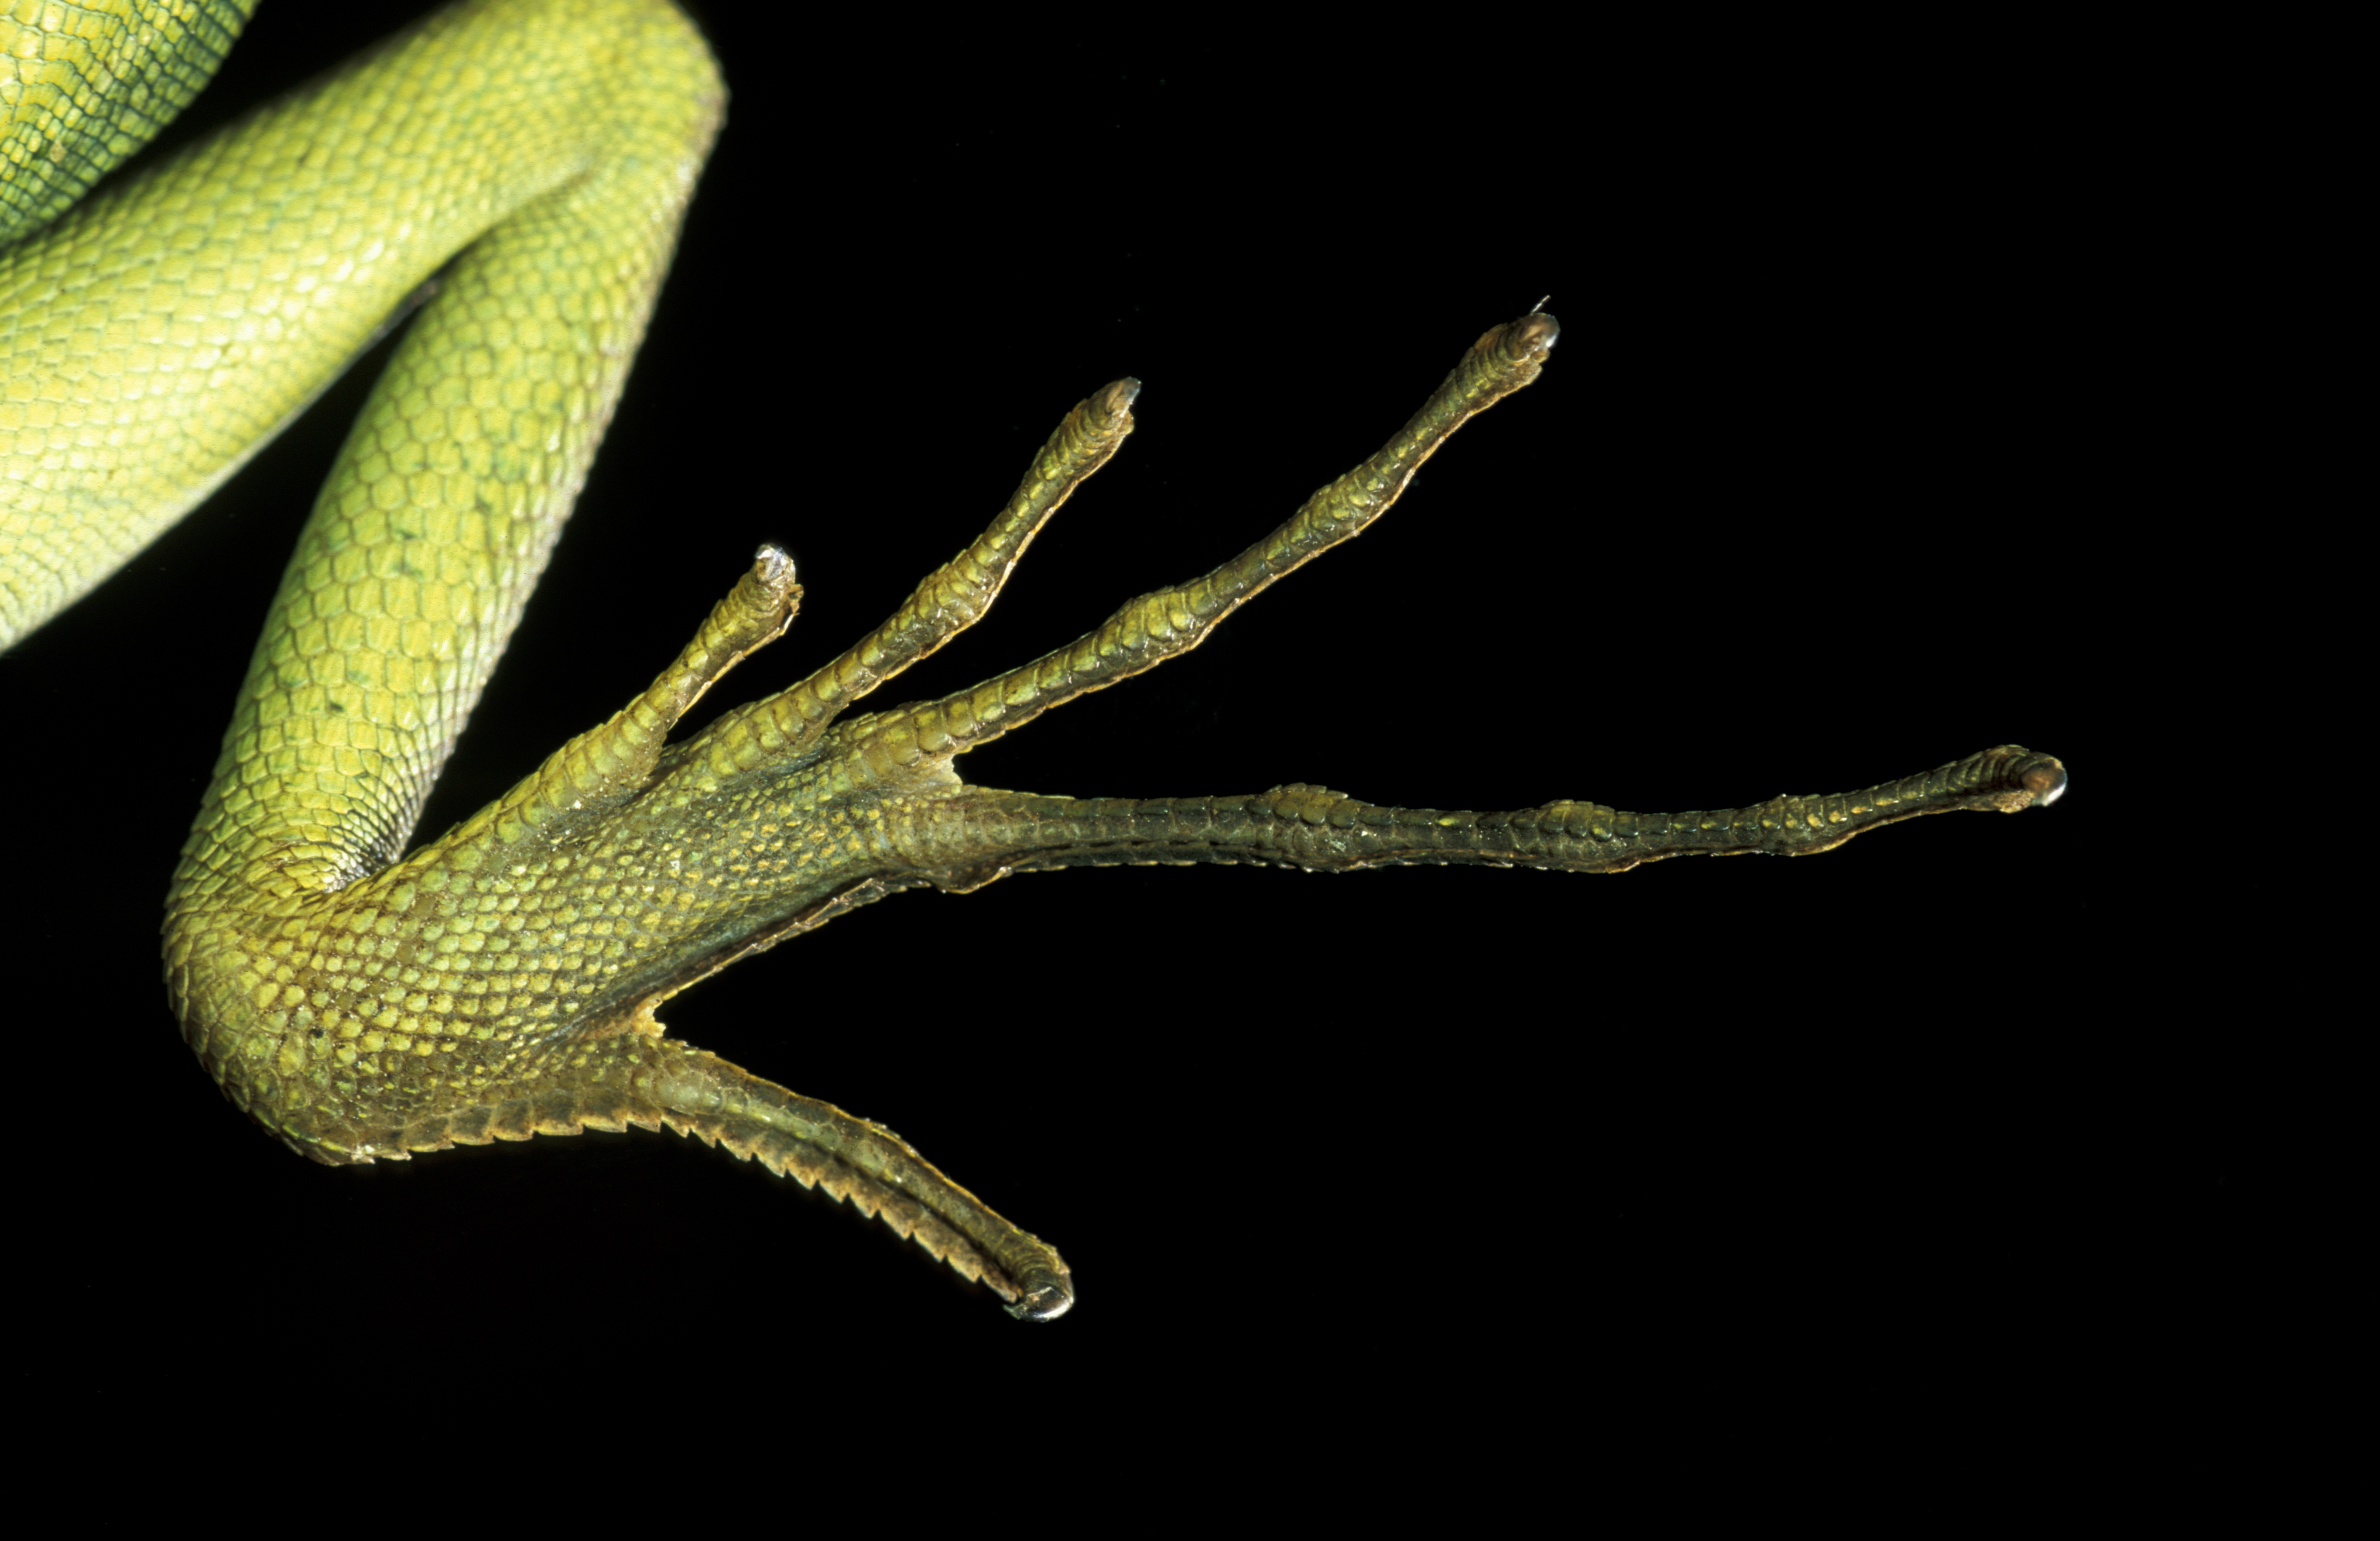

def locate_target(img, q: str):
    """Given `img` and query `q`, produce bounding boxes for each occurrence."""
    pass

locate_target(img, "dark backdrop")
[8,0,2229,1494]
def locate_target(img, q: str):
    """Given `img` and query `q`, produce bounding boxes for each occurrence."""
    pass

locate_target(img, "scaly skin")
[0,3,2065,1322]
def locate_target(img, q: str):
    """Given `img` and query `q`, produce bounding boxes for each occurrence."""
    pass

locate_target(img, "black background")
[7,0,2244,1488]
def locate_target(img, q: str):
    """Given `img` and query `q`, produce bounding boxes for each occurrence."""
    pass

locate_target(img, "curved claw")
[1007,1266,1077,1323]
